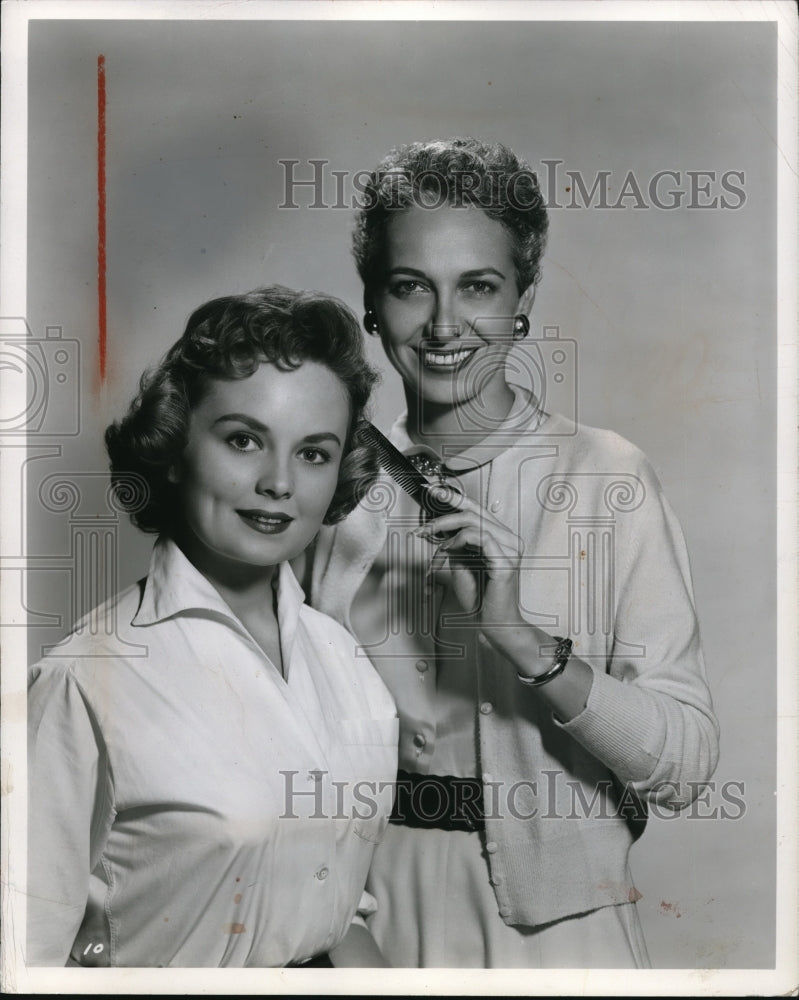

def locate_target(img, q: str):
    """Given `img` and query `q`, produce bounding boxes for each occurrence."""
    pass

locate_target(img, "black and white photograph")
[1,1,796,994]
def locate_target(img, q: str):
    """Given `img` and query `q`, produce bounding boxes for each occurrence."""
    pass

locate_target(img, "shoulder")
[29,579,146,684]
[528,414,664,494]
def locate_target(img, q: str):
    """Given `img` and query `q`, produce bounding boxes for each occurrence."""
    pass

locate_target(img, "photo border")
[1,1,796,995]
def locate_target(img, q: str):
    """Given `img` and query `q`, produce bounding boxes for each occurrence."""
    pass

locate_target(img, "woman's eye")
[462,280,496,297]
[227,432,259,452]
[390,279,429,298]
[300,447,330,465]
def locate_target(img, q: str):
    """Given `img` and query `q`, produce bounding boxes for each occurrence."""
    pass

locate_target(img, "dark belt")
[389,768,485,832]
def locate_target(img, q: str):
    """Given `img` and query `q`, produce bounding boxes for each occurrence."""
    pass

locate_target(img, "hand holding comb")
[358,422,462,521]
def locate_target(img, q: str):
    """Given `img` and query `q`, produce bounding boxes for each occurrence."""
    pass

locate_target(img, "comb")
[359,422,461,520]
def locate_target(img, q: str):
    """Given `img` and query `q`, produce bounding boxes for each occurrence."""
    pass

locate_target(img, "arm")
[27,661,112,965]
[555,485,720,806]
[419,475,719,808]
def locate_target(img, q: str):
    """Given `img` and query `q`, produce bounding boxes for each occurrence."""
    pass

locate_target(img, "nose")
[428,293,461,343]
[255,452,293,500]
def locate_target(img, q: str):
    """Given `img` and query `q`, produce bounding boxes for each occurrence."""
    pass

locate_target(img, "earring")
[363,310,379,336]
[513,314,530,340]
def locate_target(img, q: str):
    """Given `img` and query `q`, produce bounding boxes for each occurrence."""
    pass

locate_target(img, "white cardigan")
[309,401,719,929]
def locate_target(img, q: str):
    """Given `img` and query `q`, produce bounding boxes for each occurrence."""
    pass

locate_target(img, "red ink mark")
[235,877,240,883]
[628,887,642,903]
[97,55,107,381]
[234,893,242,904]
[224,923,246,935]
[565,186,571,193]
[659,900,682,917]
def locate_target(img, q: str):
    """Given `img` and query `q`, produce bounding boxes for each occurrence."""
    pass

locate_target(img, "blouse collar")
[132,536,305,666]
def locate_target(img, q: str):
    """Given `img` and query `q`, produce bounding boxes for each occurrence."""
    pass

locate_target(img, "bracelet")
[517,636,573,687]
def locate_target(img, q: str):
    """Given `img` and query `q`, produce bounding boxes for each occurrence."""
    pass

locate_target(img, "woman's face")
[172,360,350,582]
[369,203,529,414]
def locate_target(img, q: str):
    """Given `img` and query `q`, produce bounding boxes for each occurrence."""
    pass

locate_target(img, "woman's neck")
[172,529,278,617]
[403,380,516,453]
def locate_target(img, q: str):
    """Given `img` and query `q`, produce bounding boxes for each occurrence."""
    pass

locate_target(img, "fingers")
[422,484,513,535]
[415,515,521,559]
[427,530,520,577]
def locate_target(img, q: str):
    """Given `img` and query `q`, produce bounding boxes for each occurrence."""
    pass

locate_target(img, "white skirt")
[366,822,651,968]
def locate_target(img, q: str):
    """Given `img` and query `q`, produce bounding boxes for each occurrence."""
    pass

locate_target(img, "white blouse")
[27,537,398,967]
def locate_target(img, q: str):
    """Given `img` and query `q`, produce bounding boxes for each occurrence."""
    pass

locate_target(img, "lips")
[418,345,479,373]
[236,509,294,535]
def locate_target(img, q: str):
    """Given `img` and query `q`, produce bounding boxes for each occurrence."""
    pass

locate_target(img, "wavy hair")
[106,285,380,534]
[352,137,549,294]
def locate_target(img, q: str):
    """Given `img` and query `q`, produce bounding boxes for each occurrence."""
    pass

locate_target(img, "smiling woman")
[26,286,399,968]
[310,138,720,969]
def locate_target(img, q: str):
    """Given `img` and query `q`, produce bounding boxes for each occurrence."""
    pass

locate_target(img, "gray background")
[23,19,776,968]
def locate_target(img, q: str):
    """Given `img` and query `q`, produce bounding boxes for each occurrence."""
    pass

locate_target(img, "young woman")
[308,138,720,967]
[27,285,397,968]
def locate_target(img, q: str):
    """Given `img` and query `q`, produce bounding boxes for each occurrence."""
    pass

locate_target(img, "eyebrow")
[213,414,342,447]
[387,266,507,280]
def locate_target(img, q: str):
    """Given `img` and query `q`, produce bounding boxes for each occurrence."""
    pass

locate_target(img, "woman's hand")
[416,484,594,720]
[415,485,527,640]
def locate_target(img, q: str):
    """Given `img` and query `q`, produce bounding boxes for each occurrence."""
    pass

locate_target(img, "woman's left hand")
[415,486,527,640]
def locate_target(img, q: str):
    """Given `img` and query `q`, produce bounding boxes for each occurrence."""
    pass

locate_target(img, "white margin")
[1,1,796,995]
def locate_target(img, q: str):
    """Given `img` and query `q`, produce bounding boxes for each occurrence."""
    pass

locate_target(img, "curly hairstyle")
[106,285,380,535]
[352,137,549,294]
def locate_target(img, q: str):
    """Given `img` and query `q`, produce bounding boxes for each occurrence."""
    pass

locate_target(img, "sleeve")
[557,459,720,809]
[27,660,114,965]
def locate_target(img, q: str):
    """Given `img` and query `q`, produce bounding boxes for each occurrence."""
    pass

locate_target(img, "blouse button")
[415,659,429,673]
[490,874,503,886]
[490,500,502,513]
[479,702,493,715]
[413,733,427,749]
[499,906,512,918]
[315,866,329,881]
[486,841,499,854]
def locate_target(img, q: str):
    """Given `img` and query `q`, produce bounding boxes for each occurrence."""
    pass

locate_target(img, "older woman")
[308,139,720,967]
[27,285,397,968]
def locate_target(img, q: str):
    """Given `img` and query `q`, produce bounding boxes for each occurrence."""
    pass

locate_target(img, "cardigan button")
[412,733,427,749]
[485,841,498,854]
[490,500,502,513]
[499,906,512,918]
[415,659,429,673]
[477,632,488,645]
[479,702,493,715]
[490,874,503,886]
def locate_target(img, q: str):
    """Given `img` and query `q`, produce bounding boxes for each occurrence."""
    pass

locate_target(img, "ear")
[516,282,537,317]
